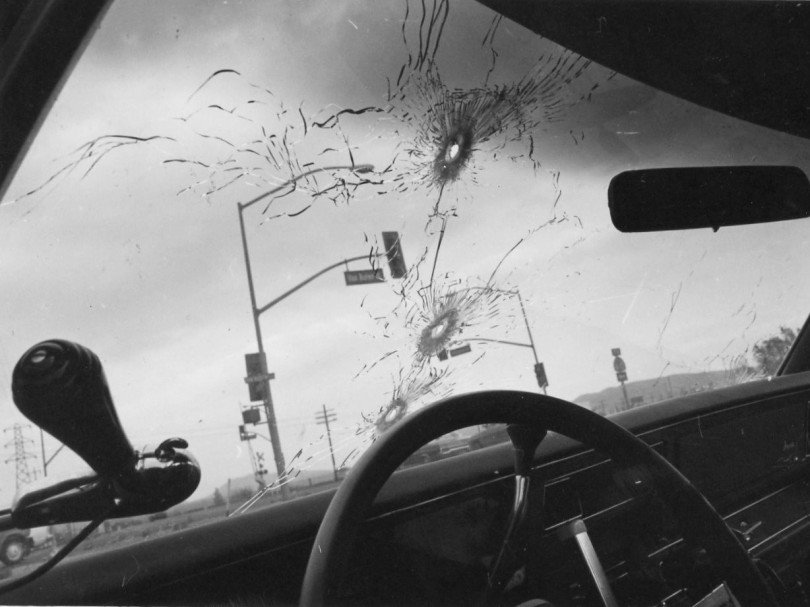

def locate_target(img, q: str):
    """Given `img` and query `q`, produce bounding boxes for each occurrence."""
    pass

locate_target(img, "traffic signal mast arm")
[256,253,383,316]
[457,337,535,349]
[439,286,547,392]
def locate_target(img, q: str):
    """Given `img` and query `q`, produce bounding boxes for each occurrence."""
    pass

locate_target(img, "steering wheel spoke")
[558,519,619,607]
[486,424,547,601]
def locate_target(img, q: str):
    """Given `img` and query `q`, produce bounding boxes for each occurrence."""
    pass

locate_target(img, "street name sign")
[344,268,385,285]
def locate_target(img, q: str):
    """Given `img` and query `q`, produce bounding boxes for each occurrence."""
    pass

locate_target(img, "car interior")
[2,1,810,606]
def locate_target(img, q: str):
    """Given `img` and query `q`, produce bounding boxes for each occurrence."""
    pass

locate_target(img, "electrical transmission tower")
[4,423,38,491]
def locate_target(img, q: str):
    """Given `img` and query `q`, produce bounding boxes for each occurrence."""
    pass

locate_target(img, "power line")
[4,423,38,491]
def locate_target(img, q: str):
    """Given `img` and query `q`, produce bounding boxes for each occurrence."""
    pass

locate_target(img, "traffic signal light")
[242,407,261,425]
[244,352,273,402]
[382,231,407,279]
[534,362,548,388]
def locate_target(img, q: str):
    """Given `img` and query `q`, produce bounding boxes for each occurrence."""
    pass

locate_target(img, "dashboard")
[337,388,810,606]
[5,373,810,606]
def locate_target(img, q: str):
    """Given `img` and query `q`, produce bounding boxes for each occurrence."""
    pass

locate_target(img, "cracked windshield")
[2,0,810,555]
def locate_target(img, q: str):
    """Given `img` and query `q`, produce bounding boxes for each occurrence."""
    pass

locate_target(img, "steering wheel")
[300,391,776,606]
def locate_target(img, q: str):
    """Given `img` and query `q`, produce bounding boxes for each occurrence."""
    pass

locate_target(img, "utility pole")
[315,405,339,482]
[4,423,38,491]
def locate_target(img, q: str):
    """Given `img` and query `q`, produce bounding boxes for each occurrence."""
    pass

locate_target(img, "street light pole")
[237,164,374,499]
[237,200,287,497]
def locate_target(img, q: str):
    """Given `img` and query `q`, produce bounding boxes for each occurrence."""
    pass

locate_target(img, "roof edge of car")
[476,0,810,140]
[0,0,111,199]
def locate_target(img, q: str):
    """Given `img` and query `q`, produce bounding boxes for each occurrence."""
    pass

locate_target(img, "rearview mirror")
[608,166,810,232]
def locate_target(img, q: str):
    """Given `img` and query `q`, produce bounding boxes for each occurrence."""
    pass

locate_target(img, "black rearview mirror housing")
[608,165,810,232]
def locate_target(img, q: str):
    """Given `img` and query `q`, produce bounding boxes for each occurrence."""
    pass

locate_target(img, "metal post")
[514,289,547,394]
[619,380,630,411]
[238,203,288,499]
[316,405,339,482]
[611,349,630,411]
[515,290,539,365]
[236,164,374,500]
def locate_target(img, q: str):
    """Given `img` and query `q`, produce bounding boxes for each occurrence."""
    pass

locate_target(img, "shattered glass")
[2,0,810,524]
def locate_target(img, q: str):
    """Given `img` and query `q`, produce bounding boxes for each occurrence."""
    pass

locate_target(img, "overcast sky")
[2,0,810,507]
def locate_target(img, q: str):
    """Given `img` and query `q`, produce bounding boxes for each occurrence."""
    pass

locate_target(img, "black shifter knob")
[11,340,136,479]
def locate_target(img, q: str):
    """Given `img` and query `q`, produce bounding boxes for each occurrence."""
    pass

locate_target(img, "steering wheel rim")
[300,390,776,606]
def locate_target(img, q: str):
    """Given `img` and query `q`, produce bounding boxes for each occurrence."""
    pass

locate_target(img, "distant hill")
[574,368,757,415]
